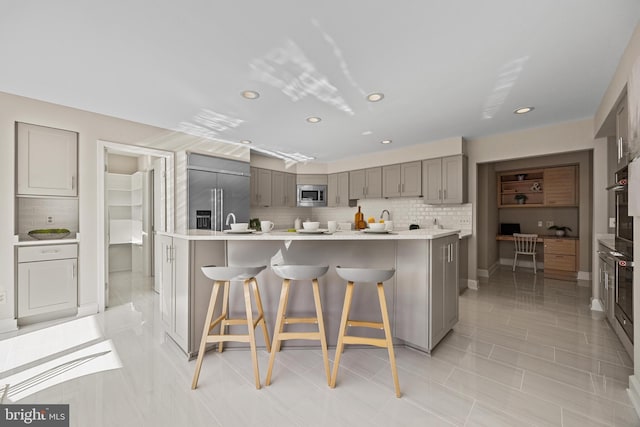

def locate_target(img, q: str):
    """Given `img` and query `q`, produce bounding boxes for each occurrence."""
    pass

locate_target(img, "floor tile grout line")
[462,399,477,427]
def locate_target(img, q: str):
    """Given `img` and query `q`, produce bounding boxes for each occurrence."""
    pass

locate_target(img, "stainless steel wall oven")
[609,165,634,342]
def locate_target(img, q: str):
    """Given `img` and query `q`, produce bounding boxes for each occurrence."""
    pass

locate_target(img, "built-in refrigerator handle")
[219,189,224,231]
[212,188,217,231]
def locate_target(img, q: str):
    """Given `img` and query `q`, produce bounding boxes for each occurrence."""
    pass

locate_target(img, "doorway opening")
[97,141,174,312]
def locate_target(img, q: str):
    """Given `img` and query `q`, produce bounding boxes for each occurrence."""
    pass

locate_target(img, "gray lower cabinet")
[17,243,78,320]
[395,235,458,351]
[157,234,226,356]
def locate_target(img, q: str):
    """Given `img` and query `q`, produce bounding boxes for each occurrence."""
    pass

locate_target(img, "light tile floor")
[1,267,639,426]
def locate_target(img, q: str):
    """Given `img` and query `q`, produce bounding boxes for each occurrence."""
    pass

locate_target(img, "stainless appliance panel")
[614,256,634,342]
[188,169,250,231]
[297,184,327,207]
[188,169,218,230]
[217,172,250,228]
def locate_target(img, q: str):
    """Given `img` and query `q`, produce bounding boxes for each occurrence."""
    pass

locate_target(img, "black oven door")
[615,258,634,342]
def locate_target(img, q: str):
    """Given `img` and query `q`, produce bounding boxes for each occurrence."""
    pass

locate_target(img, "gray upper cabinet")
[328,172,349,207]
[285,172,296,207]
[17,122,78,197]
[272,171,296,207]
[422,155,466,204]
[382,161,422,198]
[250,167,272,207]
[271,171,285,207]
[616,94,629,169]
[349,167,382,199]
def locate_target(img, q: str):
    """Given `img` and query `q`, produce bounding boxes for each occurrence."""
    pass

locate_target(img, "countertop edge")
[158,229,464,241]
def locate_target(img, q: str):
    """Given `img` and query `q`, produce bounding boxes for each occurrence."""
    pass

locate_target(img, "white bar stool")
[330,266,401,397]
[192,265,271,390]
[265,265,331,386]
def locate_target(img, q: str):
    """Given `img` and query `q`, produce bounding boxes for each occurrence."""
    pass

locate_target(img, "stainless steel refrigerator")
[187,153,250,231]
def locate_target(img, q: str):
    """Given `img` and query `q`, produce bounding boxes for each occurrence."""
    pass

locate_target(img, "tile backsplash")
[251,199,472,232]
[17,197,79,235]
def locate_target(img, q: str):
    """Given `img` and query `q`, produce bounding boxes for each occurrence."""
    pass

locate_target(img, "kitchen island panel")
[225,240,396,349]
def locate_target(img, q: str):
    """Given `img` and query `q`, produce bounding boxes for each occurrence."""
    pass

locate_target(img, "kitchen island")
[155,229,460,357]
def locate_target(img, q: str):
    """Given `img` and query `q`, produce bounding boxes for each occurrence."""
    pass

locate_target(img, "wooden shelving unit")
[498,169,544,207]
[497,166,578,208]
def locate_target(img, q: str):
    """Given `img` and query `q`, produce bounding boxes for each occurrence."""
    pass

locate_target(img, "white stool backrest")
[513,233,537,254]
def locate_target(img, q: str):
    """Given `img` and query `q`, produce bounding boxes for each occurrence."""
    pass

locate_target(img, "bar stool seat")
[192,265,271,390]
[331,266,401,397]
[266,265,331,386]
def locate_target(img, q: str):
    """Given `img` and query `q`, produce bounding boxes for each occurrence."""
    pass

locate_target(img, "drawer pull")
[40,249,60,254]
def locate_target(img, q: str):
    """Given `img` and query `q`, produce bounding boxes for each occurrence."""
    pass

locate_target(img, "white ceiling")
[1,1,639,162]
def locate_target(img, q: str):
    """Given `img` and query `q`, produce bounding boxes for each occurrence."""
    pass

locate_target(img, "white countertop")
[13,234,80,246]
[159,228,462,241]
[596,233,615,250]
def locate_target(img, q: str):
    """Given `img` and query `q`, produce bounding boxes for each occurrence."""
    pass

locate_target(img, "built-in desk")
[496,235,579,280]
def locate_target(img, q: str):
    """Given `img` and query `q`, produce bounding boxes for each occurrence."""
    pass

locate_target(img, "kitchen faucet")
[380,209,391,220]
[225,213,236,226]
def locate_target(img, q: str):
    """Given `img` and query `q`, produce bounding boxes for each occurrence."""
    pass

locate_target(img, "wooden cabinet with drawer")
[543,238,577,280]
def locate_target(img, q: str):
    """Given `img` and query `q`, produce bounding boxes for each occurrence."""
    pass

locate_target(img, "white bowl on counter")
[368,223,386,231]
[302,221,320,231]
[230,223,249,232]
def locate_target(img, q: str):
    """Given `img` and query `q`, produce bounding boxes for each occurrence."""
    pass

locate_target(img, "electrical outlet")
[609,217,616,228]
[458,218,471,226]
[546,221,554,228]
[47,216,54,224]
[537,221,543,227]
[0,289,6,305]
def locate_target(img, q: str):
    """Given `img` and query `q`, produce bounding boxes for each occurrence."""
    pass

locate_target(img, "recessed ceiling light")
[514,106,534,114]
[362,130,373,135]
[306,116,321,123]
[367,93,384,102]
[241,90,260,99]
[381,139,392,144]
[240,140,252,144]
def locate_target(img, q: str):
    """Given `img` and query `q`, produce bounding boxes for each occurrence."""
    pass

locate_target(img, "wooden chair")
[513,233,538,274]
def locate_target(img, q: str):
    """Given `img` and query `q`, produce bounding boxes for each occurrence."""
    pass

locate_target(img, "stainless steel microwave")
[297,184,327,207]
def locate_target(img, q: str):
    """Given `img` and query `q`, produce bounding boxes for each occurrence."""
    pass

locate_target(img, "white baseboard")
[0,318,18,333]
[477,269,489,278]
[590,297,604,312]
[578,271,591,280]
[477,262,499,278]
[467,279,479,290]
[488,262,499,276]
[628,375,640,419]
[77,303,99,317]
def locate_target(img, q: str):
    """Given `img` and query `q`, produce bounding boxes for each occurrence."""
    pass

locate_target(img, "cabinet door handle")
[618,137,623,160]
[402,183,405,193]
[397,183,401,193]
[443,189,447,200]
[72,176,76,190]
[72,262,76,278]
[438,189,442,200]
